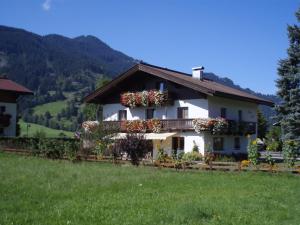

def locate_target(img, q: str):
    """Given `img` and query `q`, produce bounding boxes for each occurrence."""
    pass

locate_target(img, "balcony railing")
[0,114,11,128]
[103,118,256,135]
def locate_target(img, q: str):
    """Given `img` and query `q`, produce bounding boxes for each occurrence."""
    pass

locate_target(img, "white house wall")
[0,102,17,137]
[208,96,258,122]
[102,98,209,121]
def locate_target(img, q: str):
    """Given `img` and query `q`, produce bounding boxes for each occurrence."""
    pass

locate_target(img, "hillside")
[0,25,136,94]
[0,25,278,132]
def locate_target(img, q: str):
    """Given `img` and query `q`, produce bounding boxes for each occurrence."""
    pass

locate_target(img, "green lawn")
[19,120,73,138]
[33,100,67,116]
[0,153,299,225]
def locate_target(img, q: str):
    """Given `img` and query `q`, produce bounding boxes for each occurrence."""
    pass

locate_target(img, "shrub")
[247,139,260,166]
[214,154,236,162]
[192,143,199,153]
[265,151,275,168]
[115,134,151,166]
[241,160,250,168]
[283,140,298,168]
[182,151,202,162]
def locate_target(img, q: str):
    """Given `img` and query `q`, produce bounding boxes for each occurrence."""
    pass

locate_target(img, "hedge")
[0,137,80,160]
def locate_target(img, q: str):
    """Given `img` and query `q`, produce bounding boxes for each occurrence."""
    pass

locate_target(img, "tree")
[276,8,300,156]
[82,77,111,121]
[257,109,268,139]
[116,134,151,166]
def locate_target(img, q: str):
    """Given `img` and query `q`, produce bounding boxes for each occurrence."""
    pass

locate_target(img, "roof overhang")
[83,63,274,107]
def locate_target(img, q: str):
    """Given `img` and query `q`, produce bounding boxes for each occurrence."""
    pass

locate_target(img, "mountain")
[0,25,278,133]
[0,25,136,94]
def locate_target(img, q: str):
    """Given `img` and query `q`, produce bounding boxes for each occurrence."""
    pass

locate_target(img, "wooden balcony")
[103,119,194,132]
[103,119,256,135]
[0,114,11,128]
[227,120,256,135]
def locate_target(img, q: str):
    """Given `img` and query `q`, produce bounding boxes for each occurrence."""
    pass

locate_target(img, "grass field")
[19,120,73,138]
[33,100,67,116]
[0,153,299,225]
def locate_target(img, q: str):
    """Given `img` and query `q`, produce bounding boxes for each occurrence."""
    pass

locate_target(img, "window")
[0,106,5,115]
[238,110,243,121]
[156,81,166,91]
[221,108,227,118]
[234,137,241,150]
[118,110,127,121]
[172,137,184,150]
[213,137,224,151]
[0,128,3,136]
[146,108,155,119]
[177,107,188,119]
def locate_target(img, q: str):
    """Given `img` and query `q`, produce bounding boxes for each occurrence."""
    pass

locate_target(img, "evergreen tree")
[257,109,268,139]
[276,8,300,155]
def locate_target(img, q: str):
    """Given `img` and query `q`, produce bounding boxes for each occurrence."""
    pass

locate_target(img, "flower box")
[120,90,167,108]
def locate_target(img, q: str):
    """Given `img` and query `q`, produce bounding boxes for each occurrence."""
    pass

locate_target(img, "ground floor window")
[172,137,184,150]
[213,137,224,151]
[234,137,241,150]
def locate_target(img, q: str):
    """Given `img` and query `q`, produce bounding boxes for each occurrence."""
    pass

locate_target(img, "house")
[84,63,273,157]
[0,76,33,136]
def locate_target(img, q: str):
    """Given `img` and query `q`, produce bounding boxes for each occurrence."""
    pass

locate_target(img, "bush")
[265,126,282,152]
[115,134,151,166]
[283,140,298,168]
[247,139,260,166]
[214,154,236,162]
[0,137,80,160]
[182,151,202,162]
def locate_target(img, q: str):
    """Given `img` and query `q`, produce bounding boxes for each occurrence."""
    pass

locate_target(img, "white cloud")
[42,0,52,11]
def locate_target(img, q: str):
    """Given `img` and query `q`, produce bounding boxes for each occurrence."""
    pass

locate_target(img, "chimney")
[192,66,204,80]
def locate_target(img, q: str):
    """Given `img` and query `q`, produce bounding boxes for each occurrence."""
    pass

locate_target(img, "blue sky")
[1,0,299,94]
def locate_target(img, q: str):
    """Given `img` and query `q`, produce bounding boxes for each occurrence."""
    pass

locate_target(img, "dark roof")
[0,76,33,95]
[84,63,274,106]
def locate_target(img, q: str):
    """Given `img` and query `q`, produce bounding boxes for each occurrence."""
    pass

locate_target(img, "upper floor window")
[156,81,166,92]
[177,107,188,119]
[213,137,224,151]
[234,137,241,150]
[238,110,243,121]
[0,106,5,115]
[221,107,227,118]
[118,110,127,121]
[145,108,155,120]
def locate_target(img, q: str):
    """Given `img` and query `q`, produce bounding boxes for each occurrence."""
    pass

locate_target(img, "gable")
[84,63,274,106]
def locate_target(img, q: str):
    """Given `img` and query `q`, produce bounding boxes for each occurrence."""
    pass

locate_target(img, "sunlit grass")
[0,152,299,225]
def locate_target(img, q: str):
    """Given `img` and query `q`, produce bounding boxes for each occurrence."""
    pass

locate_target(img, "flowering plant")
[192,118,211,133]
[211,117,228,134]
[125,120,147,133]
[120,90,166,107]
[147,119,162,133]
[192,117,228,134]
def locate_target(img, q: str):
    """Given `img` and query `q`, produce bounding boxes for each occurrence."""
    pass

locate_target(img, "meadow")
[0,152,299,225]
[19,120,73,138]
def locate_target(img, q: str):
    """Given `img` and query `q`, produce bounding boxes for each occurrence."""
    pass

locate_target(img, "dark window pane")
[221,108,227,118]
[234,137,240,150]
[118,110,127,121]
[172,137,184,150]
[238,110,243,121]
[179,137,184,150]
[177,107,188,119]
[213,137,224,151]
[146,108,154,119]
[172,137,178,150]
[0,106,5,114]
